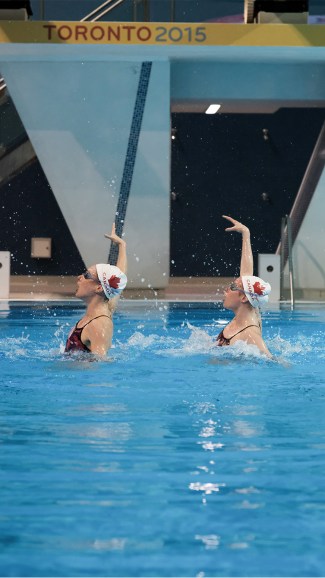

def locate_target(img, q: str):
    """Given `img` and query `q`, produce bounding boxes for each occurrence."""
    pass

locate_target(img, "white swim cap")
[241,275,271,308]
[96,264,127,299]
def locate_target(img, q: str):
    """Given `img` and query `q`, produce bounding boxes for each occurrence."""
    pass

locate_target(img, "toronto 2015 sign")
[42,23,208,44]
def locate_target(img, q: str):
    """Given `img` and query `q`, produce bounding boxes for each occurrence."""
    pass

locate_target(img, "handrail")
[277,121,325,308]
[0,77,6,92]
[0,133,30,162]
[280,215,295,309]
[285,122,325,252]
[81,0,127,22]
[276,122,325,262]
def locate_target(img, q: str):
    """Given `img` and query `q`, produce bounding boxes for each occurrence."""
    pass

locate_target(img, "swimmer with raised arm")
[65,224,127,357]
[216,215,272,358]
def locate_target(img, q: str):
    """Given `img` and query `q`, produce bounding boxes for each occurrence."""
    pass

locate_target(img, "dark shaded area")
[170,108,325,277]
[254,0,308,13]
[28,0,324,22]
[0,0,33,15]
[0,161,85,275]
[0,95,28,156]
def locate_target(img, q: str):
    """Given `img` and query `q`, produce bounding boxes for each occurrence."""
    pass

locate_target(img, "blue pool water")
[0,301,325,577]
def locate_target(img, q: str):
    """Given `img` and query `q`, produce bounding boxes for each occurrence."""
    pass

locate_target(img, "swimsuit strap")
[77,315,111,330]
[228,324,260,342]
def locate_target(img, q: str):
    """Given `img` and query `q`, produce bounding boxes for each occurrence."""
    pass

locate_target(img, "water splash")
[0,336,30,358]
[1,318,322,364]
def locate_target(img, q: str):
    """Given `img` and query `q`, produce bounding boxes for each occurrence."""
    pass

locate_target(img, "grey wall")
[0,59,170,287]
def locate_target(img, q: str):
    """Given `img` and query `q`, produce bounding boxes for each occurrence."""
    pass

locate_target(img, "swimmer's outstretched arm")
[222,215,253,276]
[104,224,127,313]
[104,223,127,274]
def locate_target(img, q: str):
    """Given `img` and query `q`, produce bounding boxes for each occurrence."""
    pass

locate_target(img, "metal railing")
[284,122,325,252]
[81,0,152,22]
[280,215,295,309]
[0,77,6,93]
[81,0,127,22]
[276,121,325,308]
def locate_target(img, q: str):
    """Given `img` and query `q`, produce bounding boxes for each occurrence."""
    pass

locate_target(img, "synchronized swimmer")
[65,224,127,357]
[65,215,272,358]
[216,216,272,358]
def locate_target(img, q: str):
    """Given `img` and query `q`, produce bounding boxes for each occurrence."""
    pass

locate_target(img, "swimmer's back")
[65,315,111,353]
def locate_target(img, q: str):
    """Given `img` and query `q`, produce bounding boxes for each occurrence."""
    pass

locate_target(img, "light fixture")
[205,104,221,115]
[263,128,269,141]
[171,128,177,140]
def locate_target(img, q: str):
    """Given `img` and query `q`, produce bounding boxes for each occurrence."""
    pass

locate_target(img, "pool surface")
[0,301,325,577]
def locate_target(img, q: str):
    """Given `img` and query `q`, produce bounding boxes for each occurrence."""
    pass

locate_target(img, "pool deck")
[3,275,229,303]
[1,275,325,304]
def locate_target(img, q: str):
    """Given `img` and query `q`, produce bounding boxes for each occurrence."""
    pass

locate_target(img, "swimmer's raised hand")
[222,215,250,236]
[104,223,126,246]
[223,216,252,276]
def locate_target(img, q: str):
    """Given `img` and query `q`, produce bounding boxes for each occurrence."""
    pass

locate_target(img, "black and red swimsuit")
[65,315,111,353]
[216,324,260,346]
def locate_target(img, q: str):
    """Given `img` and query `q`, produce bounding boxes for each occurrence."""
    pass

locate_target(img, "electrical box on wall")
[31,238,52,259]
[0,251,10,299]
[0,9,29,20]
[258,254,280,302]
